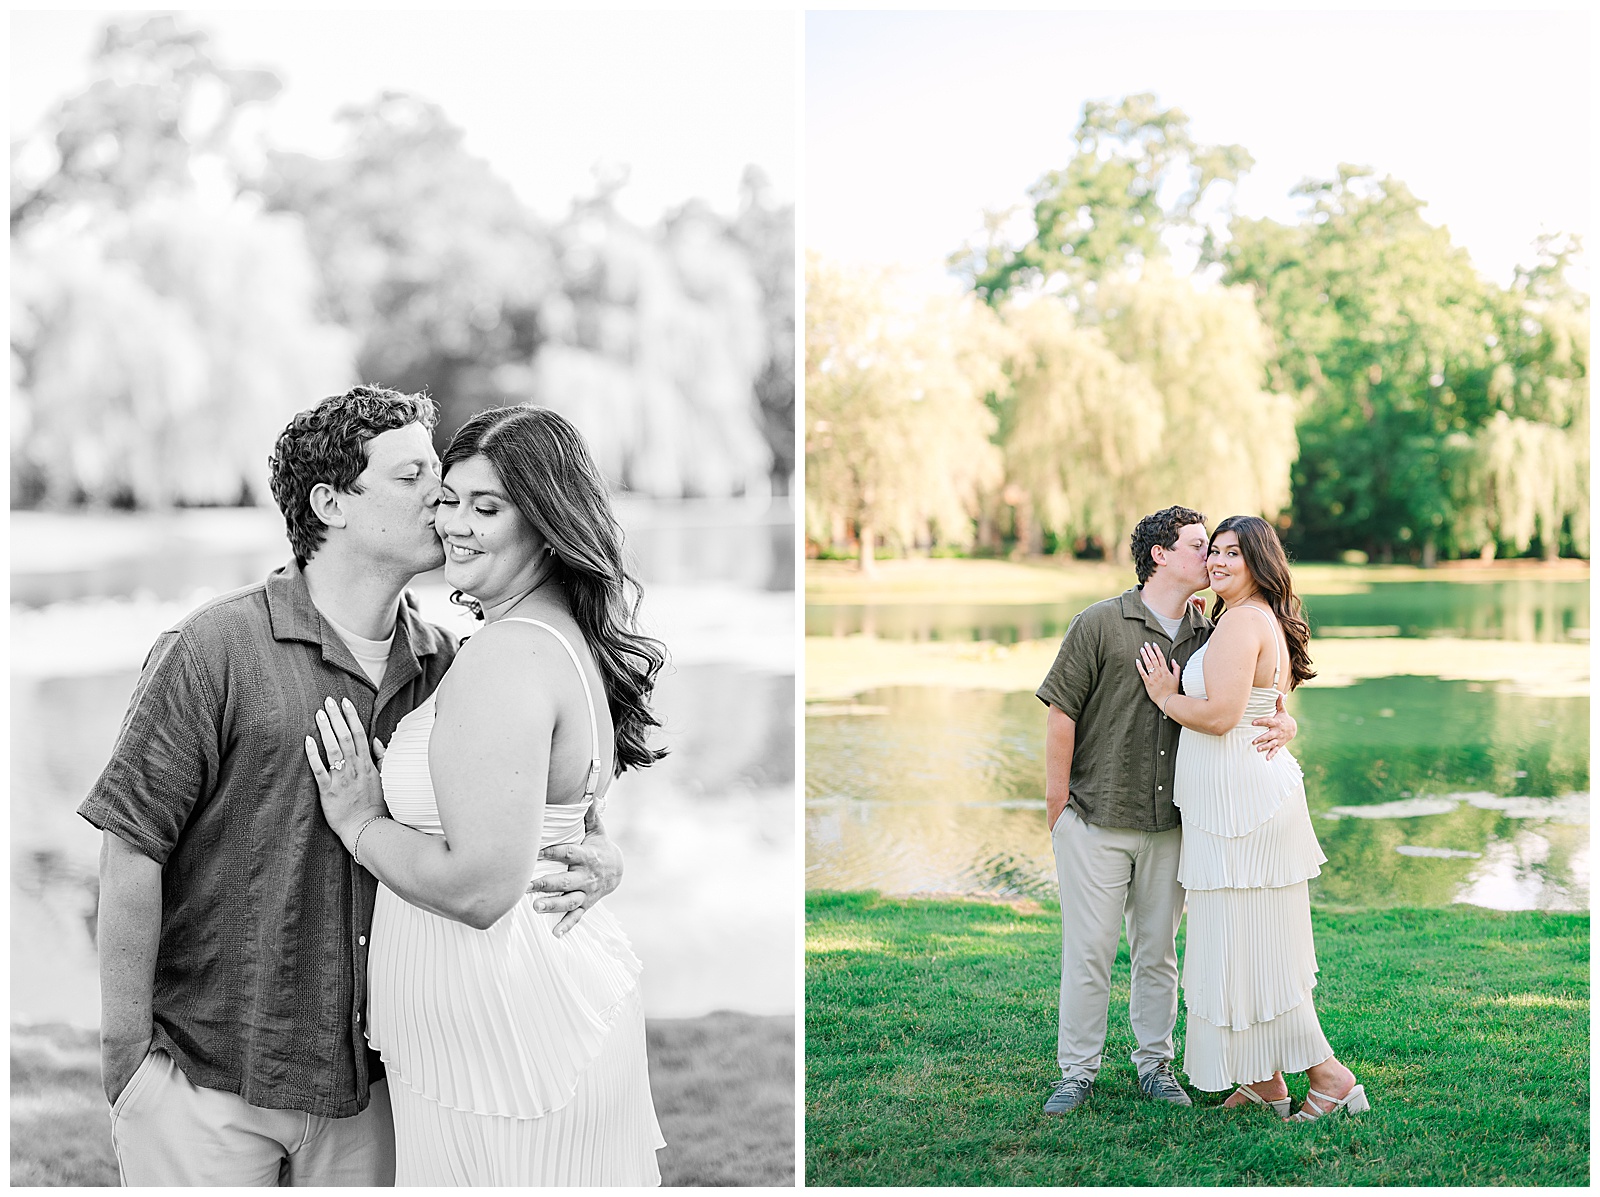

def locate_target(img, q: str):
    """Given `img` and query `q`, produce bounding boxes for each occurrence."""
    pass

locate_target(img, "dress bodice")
[1172,605,1309,847]
[1181,643,1282,725]
[379,689,590,883]
[364,618,644,1123]
[380,616,607,862]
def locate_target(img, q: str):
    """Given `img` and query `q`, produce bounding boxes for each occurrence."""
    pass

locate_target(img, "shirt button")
[358,935,366,946]
[1161,750,1166,755]
[355,1013,361,1023]
[1158,785,1164,791]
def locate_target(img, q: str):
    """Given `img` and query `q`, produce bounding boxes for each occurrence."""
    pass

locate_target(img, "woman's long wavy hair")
[442,405,667,774]
[1209,515,1317,690]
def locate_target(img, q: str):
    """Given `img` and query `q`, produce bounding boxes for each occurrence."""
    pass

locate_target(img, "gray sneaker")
[1043,1076,1093,1114]
[1137,1061,1193,1107]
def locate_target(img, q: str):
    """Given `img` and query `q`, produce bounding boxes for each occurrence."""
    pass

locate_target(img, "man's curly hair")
[1130,505,1208,584]
[268,385,438,568]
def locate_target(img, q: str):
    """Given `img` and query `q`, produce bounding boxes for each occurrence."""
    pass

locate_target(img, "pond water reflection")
[11,504,795,1026]
[806,578,1589,645]
[805,577,1589,911]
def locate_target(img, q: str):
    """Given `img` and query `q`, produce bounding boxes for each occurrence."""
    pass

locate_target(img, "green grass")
[806,892,1589,1186]
[12,1013,793,1187]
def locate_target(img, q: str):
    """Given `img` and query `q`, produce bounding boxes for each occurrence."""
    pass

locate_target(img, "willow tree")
[9,14,351,509]
[1001,300,1163,559]
[12,203,353,508]
[998,269,1294,562]
[806,255,1006,572]
[1451,245,1590,560]
[1092,266,1297,532]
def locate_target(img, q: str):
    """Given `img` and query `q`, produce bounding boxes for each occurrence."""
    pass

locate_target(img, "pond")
[805,575,1589,911]
[11,502,796,1027]
[805,577,1589,644]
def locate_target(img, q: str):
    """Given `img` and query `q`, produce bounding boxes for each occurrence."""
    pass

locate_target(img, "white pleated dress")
[1173,616,1333,1092]
[367,618,664,1186]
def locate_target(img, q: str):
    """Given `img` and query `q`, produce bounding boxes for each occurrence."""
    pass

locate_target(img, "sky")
[807,9,1590,293]
[10,10,798,226]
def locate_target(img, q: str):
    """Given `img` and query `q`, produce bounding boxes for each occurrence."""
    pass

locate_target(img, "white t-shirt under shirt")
[320,610,395,688]
[1151,609,1184,641]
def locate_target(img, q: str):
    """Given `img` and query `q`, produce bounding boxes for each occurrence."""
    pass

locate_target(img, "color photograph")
[11,9,796,1187]
[805,9,1588,1186]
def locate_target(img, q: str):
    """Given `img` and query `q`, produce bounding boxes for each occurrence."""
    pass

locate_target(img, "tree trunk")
[1421,536,1437,569]
[1478,541,1496,562]
[858,522,876,575]
[977,511,1001,554]
[1010,498,1042,560]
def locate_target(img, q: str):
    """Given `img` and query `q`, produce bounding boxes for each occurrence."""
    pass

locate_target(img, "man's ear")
[308,482,347,530]
[1148,543,1166,571]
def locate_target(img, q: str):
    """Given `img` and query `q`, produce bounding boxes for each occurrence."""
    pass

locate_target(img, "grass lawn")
[806,892,1589,1187]
[12,1013,793,1187]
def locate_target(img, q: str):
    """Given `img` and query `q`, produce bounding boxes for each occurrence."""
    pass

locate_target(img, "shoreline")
[804,632,1590,702]
[806,555,1590,605]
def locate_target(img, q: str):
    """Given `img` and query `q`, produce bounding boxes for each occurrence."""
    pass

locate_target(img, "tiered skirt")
[1174,716,1333,1092]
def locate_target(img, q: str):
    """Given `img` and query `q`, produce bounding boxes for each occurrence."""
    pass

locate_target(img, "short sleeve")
[1036,608,1102,721]
[77,629,220,866]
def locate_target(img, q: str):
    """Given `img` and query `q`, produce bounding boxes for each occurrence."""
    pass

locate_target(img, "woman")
[305,404,667,1184]
[1134,515,1367,1122]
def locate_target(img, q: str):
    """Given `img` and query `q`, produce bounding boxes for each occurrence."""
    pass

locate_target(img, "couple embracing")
[81,386,665,1185]
[1038,505,1369,1121]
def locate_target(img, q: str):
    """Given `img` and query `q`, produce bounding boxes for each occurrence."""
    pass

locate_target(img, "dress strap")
[1235,604,1281,689]
[497,617,603,801]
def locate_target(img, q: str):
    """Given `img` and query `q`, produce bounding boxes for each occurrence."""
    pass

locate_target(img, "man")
[80,386,621,1185]
[1035,505,1295,1114]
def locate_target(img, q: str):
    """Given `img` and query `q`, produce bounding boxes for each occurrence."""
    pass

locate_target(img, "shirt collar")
[1124,585,1207,643]
[264,560,450,666]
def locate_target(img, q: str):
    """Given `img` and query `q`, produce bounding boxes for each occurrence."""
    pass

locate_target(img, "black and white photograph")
[11,9,796,1187]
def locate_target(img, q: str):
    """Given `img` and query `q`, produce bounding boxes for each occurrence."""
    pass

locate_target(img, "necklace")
[483,569,555,622]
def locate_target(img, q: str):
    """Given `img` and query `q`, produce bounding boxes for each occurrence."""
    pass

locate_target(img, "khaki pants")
[108,1047,395,1186]
[1051,806,1185,1082]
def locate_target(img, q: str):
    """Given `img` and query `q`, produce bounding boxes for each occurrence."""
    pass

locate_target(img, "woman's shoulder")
[1207,604,1274,653]
[443,617,579,695]
[1216,604,1277,632]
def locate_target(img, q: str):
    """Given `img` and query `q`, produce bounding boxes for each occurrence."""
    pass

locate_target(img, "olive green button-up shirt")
[78,562,457,1118]
[1035,586,1212,833]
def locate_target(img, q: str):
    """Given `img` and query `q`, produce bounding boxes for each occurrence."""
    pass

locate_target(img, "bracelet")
[1160,694,1175,719]
[352,814,390,867]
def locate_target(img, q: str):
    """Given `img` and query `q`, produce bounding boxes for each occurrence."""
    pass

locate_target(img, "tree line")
[807,94,1587,568]
[11,15,794,509]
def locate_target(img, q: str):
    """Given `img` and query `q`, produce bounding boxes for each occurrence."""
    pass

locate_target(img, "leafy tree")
[12,203,353,507]
[261,102,778,499]
[953,93,1252,304]
[512,187,773,498]
[1215,169,1495,560]
[806,256,1005,571]
[728,166,796,492]
[11,15,279,232]
[254,93,557,440]
[1450,237,1589,559]
[1001,299,1163,559]
[1215,168,1585,561]
[10,15,351,509]
[1093,266,1296,538]
[999,267,1295,563]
